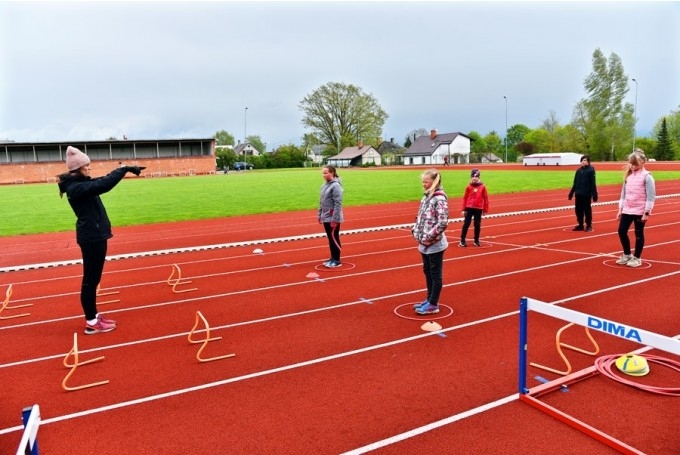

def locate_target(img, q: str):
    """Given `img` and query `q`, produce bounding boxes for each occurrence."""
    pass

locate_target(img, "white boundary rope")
[2,195,678,274]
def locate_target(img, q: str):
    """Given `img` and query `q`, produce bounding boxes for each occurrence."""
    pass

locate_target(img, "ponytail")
[624,148,646,179]
[422,168,442,197]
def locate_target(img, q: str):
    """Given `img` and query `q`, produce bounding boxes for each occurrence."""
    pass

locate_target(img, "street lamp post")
[632,78,638,151]
[503,96,508,163]
[244,107,248,169]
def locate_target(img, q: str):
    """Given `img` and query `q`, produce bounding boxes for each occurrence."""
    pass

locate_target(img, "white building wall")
[522,153,582,166]
[361,149,382,165]
[451,136,471,155]
[447,137,471,164]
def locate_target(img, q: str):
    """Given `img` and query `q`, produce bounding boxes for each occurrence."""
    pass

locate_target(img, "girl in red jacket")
[459,168,489,247]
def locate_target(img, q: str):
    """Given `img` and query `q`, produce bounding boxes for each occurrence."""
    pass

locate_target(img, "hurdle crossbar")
[518,296,680,454]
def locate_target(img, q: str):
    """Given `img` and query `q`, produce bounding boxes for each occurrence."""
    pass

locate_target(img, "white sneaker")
[616,254,632,265]
[626,257,642,268]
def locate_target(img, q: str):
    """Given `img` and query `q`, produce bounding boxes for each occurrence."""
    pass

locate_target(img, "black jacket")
[569,164,598,200]
[57,168,127,245]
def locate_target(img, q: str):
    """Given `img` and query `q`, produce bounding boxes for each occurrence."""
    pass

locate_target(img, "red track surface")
[1,174,679,454]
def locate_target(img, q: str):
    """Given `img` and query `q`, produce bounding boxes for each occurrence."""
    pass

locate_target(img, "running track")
[1,178,679,454]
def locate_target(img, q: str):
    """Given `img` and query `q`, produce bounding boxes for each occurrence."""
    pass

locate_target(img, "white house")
[522,153,583,166]
[403,129,471,165]
[233,141,261,157]
[326,141,381,167]
[307,144,326,165]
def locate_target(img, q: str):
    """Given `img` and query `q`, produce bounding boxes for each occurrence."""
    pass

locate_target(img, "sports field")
[1,163,679,454]
[3,162,680,237]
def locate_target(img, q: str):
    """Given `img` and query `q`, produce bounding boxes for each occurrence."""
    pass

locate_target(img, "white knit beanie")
[65,146,91,171]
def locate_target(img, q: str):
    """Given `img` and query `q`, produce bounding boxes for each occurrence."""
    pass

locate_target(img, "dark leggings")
[461,208,483,242]
[323,222,342,262]
[574,195,593,227]
[617,214,646,258]
[421,250,444,306]
[79,240,107,320]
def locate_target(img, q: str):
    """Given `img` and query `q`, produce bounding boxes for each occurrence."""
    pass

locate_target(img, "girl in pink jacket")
[616,149,656,268]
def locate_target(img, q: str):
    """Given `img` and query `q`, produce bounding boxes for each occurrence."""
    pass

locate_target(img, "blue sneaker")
[415,303,440,315]
[413,300,429,310]
[325,259,342,268]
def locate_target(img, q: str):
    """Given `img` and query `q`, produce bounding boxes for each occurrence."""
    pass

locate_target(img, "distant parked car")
[233,161,254,171]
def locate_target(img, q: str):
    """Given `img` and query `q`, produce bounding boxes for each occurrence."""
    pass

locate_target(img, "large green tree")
[507,124,530,148]
[523,128,553,154]
[467,131,486,154]
[536,111,561,152]
[653,106,680,159]
[570,100,593,154]
[214,130,235,146]
[213,130,237,170]
[299,82,388,153]
[507,124,530,161]
[633,137,656,157]
[654,118,673,161]
[483,131,503,158]
[557,124,588,154]
[575,49,633,161]
[267,144,307,168]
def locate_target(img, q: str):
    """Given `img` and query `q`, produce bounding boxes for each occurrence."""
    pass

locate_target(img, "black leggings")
[421,250,444,306]
[461,208,483,242]
[323,222,342,262]
[79,240,107,320]
[617,214,646,258]
[574,195,593,227]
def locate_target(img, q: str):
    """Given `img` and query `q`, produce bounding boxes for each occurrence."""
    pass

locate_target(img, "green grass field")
[2,167,679,237]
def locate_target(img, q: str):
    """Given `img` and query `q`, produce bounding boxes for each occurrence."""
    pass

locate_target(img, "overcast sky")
[1,1,678,148]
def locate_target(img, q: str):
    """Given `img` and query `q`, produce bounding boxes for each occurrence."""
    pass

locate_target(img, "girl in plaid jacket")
[412,169,449,315]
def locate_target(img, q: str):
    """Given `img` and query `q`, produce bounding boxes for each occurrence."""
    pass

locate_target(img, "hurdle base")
[1,283,32,319]
[188,311,235,363]
[168,264,198,293]
[61,333,109,392]
[520,392,644,455]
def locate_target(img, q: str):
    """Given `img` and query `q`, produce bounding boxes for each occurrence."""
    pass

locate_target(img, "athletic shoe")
[458,241,467,248]
[325,260,342,268]
[413,300,429,310]
[322,260,333,267]
[474,241,481,247]
[85,318,116,335]
[572,225,584,231]
[585,226,593,232]
[616,254,633,265]
[98,314,117,324]
[626,257,642,268]
[415,303,440,315]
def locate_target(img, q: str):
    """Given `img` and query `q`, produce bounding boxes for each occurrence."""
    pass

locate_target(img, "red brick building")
[0,138,216,184]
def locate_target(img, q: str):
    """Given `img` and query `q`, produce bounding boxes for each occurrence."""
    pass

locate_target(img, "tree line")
[214,48,679,168]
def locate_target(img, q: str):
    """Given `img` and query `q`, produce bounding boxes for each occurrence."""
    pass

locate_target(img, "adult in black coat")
[57,146,145,334]
[568,155,598,231]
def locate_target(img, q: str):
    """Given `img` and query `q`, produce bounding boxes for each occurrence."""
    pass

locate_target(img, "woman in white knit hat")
[57,146,145,334]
